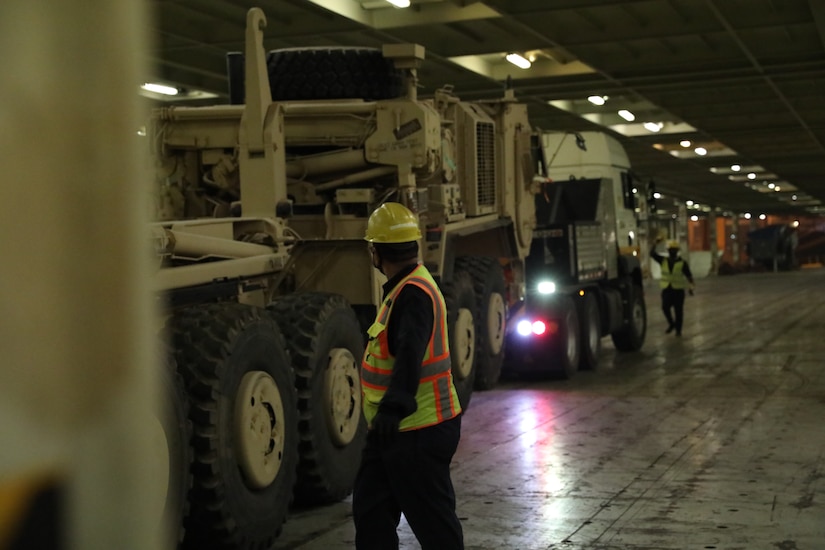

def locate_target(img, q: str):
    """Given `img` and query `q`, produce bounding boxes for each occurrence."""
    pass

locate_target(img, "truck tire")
[171,303,298,550]
[441,270,477,411]
[611,284,647,351]
[154,350,192,547]
[267,47,405,101]
[457,256,507,390]
[546,296,581,379]
[268,292,367,505]
[576,292,602,370]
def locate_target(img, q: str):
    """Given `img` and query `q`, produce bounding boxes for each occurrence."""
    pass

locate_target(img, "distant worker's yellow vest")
[361,264,461,430]
[660,259,688,289]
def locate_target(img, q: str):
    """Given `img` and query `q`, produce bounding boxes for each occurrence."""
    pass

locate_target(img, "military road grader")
[151,7,645,549]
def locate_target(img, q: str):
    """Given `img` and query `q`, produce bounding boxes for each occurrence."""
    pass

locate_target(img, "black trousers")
[353,414,464,550]
[661,286,687,332]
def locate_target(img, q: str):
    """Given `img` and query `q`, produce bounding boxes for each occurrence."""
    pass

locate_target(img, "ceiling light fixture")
[141,83,178,96]
[731,164,741,171]
[643,122,662,132]
[587,95,606,105]
[747,173,756,180]
[618,109,635,122]
[680,140,691,147]
[505,53,531,69]
[694,147,707,156]
[385,0,410,7]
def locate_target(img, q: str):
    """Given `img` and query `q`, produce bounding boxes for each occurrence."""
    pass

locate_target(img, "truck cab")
[541,131,640,256]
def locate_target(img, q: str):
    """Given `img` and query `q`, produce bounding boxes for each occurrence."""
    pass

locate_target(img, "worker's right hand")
[371,411,400,446]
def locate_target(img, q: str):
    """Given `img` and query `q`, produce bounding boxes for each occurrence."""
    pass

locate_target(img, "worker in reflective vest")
[651,237,696,336]
[353,202,464,550]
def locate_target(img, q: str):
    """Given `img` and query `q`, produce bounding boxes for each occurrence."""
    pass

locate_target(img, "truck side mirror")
[647,181,657,213]
[574,132,587,151]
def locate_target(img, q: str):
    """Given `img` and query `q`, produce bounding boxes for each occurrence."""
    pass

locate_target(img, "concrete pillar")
[731,216,741,265]
[708,209,719,275]
[0,2,161,549]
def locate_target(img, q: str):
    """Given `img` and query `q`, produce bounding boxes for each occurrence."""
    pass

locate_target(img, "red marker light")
[532,321,547,335]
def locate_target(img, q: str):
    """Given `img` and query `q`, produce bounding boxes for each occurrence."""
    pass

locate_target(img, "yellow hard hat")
[666,240,680,250]
[365,202,422,243]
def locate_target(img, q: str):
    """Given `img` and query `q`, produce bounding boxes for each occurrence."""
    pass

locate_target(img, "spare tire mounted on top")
[266,47,406,101]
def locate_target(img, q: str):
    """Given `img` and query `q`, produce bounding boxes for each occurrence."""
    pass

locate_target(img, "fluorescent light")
[141,83,178,96]
[747,172,756,179]
[505,53,531,69]
[618,109,635,121]
[385,0,410,7]
[694,147,707,156]
[744,213,752,219]
[680,140,691,147]
[587,95,606,105]
[643,122,662,132]
[731,164,741,171]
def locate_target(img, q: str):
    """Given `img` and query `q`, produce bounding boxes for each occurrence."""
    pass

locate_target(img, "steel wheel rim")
[454,307,475,380]
[487,292,506,355]
[325,348,361,446]
[234,370,286,489]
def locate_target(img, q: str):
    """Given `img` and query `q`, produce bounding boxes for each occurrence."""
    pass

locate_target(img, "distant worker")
[651,237,695,337]
[354,202,464,550]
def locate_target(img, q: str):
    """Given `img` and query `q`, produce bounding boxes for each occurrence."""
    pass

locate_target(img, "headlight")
[537,281,556,294]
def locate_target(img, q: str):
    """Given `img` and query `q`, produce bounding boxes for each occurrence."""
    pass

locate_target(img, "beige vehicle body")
[151,7,537,549]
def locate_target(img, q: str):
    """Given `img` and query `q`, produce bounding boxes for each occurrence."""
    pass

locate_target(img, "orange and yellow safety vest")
[361,264,461,431]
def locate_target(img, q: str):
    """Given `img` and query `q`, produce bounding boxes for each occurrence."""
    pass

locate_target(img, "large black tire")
[576,291,602,370]
[611,284,647,351]
[268,292,367,505]
[441,271,477,411]
[456,257,507,390]
[546,296,581,379]
[171,303,299,550]
[154,349,193,547]
[267,47,405,101]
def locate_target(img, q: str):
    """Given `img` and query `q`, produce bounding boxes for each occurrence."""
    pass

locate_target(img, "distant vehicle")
[747,223,798,271]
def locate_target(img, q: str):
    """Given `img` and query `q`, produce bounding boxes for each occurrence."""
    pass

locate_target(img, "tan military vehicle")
[150,7,537,548]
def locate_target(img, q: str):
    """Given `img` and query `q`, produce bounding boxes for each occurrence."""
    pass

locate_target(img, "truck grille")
[475,121,496,210]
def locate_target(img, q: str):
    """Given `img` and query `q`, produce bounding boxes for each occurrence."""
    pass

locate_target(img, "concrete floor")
[273,268,825,550]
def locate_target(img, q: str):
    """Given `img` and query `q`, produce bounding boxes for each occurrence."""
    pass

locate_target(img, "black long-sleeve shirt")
[377,263,434,418]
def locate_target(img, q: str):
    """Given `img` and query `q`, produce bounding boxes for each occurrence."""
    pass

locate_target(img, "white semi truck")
[504,131,648,378]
